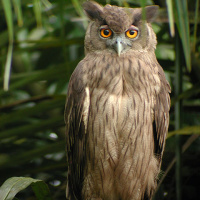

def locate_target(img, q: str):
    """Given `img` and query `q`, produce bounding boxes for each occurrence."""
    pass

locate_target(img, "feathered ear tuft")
[145,5,159,22]
[83,1,104,21]
[133,5,159,23]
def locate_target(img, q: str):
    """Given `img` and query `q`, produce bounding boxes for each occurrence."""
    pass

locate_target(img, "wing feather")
[65,62,89,199]
[153,65,171,162]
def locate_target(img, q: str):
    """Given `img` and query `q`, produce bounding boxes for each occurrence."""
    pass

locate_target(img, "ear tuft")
[145,5,159,23]
[133,5,159,24]
[83,1,104,21]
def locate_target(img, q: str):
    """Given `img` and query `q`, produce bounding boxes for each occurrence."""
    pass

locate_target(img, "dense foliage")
[0,0,200,199]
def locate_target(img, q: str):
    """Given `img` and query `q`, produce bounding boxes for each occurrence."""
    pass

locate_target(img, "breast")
[87,54,156,146]
[88,70,154,162]
[86,70,157,200]
[83,55,160,199]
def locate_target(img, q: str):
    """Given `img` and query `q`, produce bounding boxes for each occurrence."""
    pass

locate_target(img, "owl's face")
[98,24,139,56]
[83,2,158,56]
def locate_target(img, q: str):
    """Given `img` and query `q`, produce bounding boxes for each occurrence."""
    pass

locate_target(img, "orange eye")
[100,28,112,38]
[126,29,138,39]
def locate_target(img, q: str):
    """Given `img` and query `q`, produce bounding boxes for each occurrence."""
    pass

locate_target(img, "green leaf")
[0,177,52,200]
[12,0,23,27]
[192,0,199,52]
[1,0,14,43]
[31,180,53,200]
[71,0,88,28]
[166,0,175,37]
[41,0,52,8]
[174,0,191,71]
[167,125,200,138]
[2,0,14,91]
[33,0,42,27]
[71,0,85,17]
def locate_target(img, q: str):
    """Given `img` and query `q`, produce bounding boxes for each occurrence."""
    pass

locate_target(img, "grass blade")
[33,0,42,27]
[3,44,13,91]
[193,0,199,52]
[2,0,14,91]
[167,125,200,138]
[41,0,52,8]
[174,0,191,71]
[166,0,175,36]
[12,0,23,27]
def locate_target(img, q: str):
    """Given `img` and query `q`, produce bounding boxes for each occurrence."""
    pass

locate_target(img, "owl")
[65,1,171,200]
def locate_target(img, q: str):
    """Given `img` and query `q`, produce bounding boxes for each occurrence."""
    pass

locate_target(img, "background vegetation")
[0,0,200,199]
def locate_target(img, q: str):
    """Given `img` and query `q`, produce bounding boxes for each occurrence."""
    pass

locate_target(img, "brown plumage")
[65,1,171,200]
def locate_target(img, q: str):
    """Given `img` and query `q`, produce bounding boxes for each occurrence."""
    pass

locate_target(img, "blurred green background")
[0,0,200,199]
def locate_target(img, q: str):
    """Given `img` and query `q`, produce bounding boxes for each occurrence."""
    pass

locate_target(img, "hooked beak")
[116,40,123,56]
[114,38,123,56]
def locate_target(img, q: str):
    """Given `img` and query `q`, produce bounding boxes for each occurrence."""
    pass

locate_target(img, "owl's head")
[83,1,158,56]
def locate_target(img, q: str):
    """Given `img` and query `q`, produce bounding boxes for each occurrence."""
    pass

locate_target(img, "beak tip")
[116,40,123,57]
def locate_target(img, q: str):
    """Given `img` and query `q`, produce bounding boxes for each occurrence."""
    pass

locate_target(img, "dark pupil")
[129,30,135,35]
[104,29,110,35]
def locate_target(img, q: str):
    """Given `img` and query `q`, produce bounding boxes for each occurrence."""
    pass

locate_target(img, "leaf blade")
[2,0,14,91]
[0,177,52,200]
